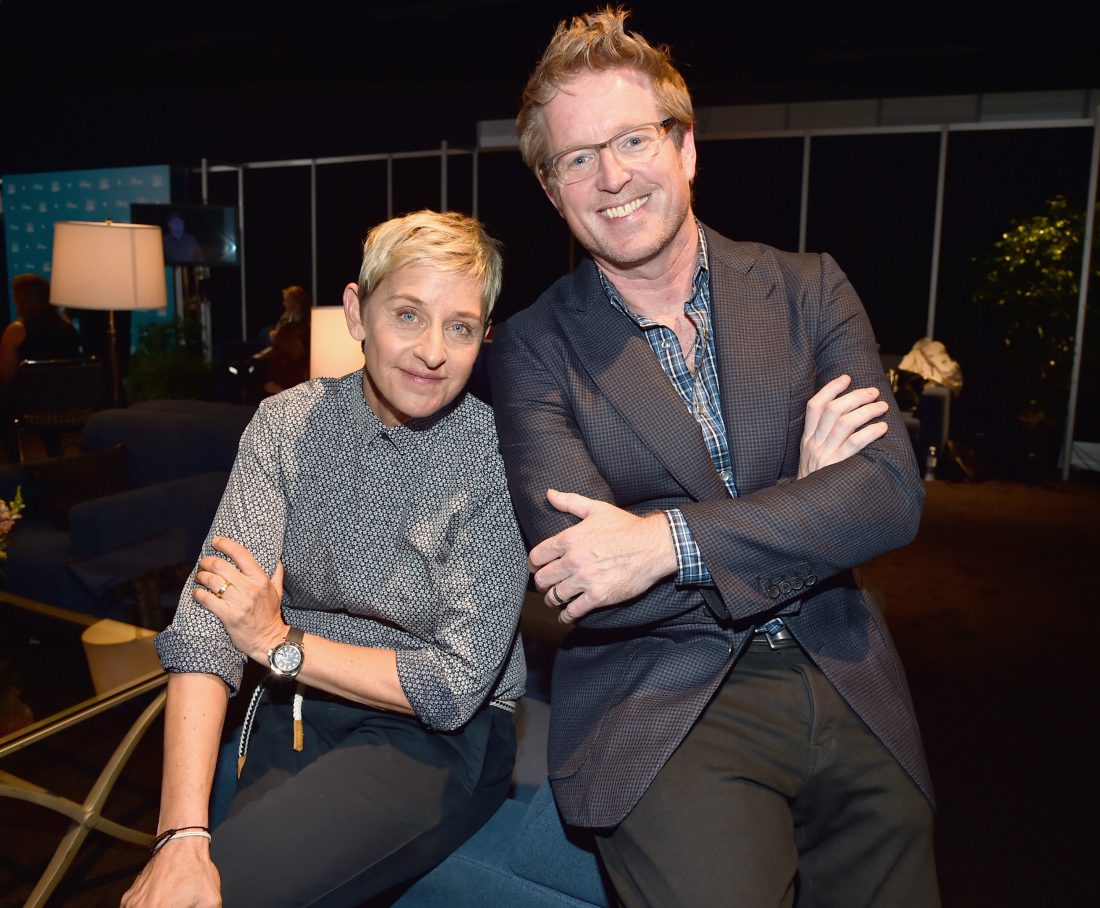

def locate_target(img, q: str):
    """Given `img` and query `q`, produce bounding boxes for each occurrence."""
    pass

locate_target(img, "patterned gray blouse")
[155,371,529,730]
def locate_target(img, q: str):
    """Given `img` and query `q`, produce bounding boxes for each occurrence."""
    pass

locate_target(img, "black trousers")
[594,638,940,908]
[210,684,515,907]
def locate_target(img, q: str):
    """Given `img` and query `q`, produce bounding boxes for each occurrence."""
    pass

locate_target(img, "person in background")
[492,8,939,906]
[122,210,528,907]
[262,284,314,394]
[0,273,82,461]
[0,274,81,385]
[163,211,203,264]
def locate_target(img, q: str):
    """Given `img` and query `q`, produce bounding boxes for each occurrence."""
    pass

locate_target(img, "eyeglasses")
[542,118,677,185]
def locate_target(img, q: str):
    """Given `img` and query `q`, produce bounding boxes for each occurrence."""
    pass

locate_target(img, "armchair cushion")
[80,402,254,487]
[509,783,607,905]
[25,443,133,529]
[68,524,188,598]
[395,781,610,908]
[67,470,229,560]
[68,525,191,629]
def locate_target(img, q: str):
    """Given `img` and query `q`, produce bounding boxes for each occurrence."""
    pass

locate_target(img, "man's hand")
[121,836,221,907]
[799,374,889,479]
[529,489,677,624]
[193,536,287,663]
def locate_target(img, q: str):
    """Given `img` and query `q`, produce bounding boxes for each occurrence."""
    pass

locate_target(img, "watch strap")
[268,626,305,677]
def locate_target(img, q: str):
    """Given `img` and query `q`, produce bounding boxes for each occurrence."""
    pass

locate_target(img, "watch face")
[272,642,303,674]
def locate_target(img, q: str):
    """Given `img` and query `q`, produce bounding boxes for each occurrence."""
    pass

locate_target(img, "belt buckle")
[763,627,791,649]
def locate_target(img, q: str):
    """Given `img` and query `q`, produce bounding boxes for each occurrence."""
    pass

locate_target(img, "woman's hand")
[193,536,288,663]
[798,374,890,480]
[121,837,221,907]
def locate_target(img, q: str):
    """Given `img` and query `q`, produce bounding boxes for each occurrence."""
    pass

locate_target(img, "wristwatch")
[267,627,305,678]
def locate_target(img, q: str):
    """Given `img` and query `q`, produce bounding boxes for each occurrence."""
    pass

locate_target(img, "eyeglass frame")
[540,117,679,185]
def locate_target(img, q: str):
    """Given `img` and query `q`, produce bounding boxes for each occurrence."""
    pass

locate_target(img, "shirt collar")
[599,219,710,319]
[339,369,462,455]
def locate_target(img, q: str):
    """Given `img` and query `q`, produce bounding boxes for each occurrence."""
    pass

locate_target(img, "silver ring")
[215,581,230,598]
[549,585,568,607]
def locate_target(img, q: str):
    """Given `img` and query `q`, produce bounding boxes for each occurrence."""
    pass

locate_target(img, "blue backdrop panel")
[3,164,174,348]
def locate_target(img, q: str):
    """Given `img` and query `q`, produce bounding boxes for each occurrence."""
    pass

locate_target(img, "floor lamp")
[49,220,167,408]
[309,306,364,379]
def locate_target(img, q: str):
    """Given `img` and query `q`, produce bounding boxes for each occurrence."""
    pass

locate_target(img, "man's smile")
[600,195,650,220]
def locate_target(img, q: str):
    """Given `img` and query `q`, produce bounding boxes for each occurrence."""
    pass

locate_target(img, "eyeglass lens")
[551,121,670,183]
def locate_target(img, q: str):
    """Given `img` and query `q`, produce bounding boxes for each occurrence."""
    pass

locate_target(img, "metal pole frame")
[1061,106,1100,479]
[201,147,473,342]
[927,127,949,339]
[310,159,318,307]
[203,112,1098,477]
[237,166,247,341]
[798,135,811,253]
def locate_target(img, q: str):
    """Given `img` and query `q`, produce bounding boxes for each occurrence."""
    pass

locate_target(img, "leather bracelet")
[150,825,211,856]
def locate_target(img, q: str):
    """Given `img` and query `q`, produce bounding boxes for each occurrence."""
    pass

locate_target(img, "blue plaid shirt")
[597,228,732,587]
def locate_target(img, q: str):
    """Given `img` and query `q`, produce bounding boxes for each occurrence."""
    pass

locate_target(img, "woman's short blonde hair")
[516,6,694,183]
[356,210,503,319]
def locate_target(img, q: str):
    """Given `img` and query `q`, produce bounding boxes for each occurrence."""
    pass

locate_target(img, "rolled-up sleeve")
[155,401,288,695]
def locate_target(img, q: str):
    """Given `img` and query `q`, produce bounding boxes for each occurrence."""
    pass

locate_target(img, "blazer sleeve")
[680,252,924,623]
[492,311,710,630]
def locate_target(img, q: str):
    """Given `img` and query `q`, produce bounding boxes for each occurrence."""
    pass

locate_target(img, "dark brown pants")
[211,685,515,907]
[594,638,939,908]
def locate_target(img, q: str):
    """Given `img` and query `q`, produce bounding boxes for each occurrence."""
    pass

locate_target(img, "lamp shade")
[310,306,364,379]
[49,220,167,312]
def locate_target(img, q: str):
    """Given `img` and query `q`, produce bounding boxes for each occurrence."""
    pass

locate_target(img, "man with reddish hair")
[493,8,940,906]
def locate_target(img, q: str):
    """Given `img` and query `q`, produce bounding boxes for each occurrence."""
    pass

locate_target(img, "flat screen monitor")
[129,202,240,266]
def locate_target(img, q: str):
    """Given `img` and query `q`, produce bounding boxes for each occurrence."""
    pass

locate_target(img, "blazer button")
[779,580,791,594]
[791,578,804,590]
[805,575,817,587]
[767,585,781,599]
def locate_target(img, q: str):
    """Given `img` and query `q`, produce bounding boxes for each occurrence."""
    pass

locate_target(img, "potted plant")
[972,196,1098,480]
[123,313,213,404]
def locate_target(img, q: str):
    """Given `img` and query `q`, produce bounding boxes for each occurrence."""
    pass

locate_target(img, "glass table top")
[0,591,166,755]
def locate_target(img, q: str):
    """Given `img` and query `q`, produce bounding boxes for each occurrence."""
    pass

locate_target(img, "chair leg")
[13,422,27,464]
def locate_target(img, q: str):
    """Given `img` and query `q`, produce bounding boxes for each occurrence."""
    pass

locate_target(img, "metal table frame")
[0,591,168,907]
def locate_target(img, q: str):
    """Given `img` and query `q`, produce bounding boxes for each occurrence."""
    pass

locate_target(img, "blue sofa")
[393,699,610,907]
[395,777,609,907]
[0,399,255,623]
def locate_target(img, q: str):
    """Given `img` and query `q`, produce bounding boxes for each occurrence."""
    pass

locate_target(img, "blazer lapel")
[704,228,790,496]
[558,261,728,502]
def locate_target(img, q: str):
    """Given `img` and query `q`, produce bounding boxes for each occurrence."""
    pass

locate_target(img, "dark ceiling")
[2,0,1098,175]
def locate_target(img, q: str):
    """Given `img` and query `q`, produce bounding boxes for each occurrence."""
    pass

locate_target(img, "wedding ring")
[215,581,230,598]
[550,585,568,607]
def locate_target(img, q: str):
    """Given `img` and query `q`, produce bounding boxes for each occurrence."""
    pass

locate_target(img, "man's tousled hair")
[515,6,694,182]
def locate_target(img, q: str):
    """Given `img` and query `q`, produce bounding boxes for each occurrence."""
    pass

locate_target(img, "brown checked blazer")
[492,224,933,829]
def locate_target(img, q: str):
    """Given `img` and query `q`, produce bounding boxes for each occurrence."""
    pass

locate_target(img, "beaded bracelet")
[150,825,211,856]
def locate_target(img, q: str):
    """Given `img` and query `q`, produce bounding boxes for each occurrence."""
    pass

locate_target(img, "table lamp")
[49,220,167,407]
[310,306,364,379]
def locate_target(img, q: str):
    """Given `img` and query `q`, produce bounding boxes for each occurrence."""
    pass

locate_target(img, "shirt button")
[662,340,671,349]
[719,470,730,481]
